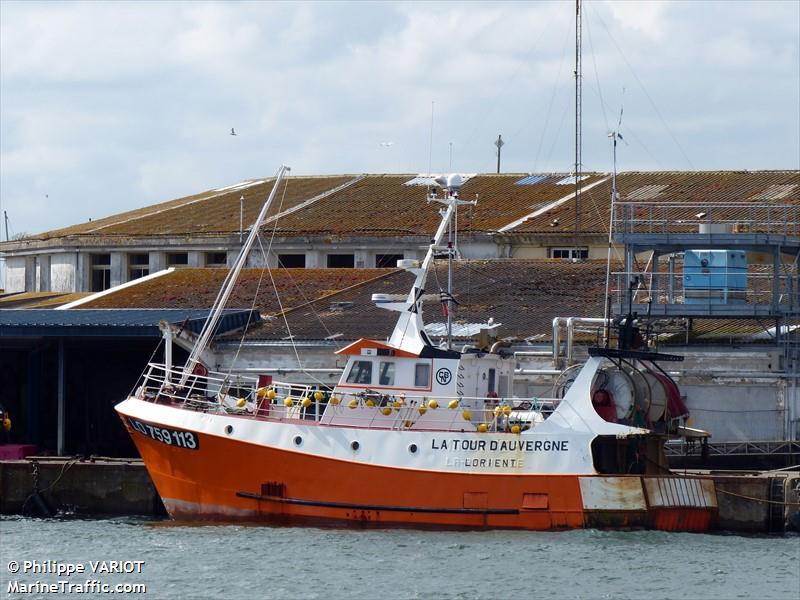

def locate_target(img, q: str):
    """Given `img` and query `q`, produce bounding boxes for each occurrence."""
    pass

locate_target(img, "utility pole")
[494,134,504,174]
[3,210,8,242]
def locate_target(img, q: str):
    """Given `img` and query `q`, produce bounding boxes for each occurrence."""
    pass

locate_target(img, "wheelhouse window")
[549,247,588,260]
[327,254,355,268]
[128,253,149,281]
[91,254,111,291]
[414,363,431,388]
[345,360,372,384]
[167,252,189,267]
[378,362,395,386]
[376,254,405,268]
[205,252,227,267]
[278,254,306,268]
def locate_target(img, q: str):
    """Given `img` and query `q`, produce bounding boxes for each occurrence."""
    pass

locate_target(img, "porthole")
[224,425,233,435]
[293,435,303,446]
[408,443,418,454]
[350,440,360,451]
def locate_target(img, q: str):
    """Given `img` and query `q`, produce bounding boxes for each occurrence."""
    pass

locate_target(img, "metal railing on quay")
[614,202,800,237]
[610,271,798,311]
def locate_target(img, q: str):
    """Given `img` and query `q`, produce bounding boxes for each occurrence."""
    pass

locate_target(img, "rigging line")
[543,100,573,170]
[532,21,573,172]
[584,8,610,134]
[589,4,695,169]
[259,179,331,386]
[217,177,292,392]
[223,234,271,382]
[588,88,666,169]
[460,10,556,152]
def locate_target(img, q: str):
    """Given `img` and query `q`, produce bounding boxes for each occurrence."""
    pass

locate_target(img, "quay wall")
[1,458,797,534]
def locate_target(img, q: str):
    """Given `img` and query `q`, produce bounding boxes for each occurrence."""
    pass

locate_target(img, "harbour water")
[1,516,798,599]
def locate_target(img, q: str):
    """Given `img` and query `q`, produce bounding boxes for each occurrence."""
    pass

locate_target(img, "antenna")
[428,101,435,175]
[574,0,583,257]
[603,97,625,346]
[494,134,504,173]
[3,210,8,242]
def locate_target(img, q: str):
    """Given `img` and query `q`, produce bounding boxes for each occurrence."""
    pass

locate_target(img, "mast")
[375,174,476,355]
[179,165,291,385]
[574,0,582,258]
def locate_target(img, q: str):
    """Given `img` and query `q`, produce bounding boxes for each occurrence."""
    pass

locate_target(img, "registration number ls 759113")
[127,417,199,450]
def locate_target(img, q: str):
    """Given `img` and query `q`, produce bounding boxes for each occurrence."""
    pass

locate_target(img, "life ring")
[192,363,209,378]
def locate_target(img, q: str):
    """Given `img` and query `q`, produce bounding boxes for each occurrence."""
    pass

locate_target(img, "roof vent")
[397,259,420,269]
[329,301,355,312]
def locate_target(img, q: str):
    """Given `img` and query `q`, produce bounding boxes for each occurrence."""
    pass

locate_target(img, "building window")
[414,363,431,388]
[327,254,355,268]
[376,254,405,268]
[549,247,588,260]
[345,360,372,384]
[278,254,306,268]
[91,254,111,291]
[205,252,227,267]
[129,253,149,281]
[378,362,395,386]
[167,252,189,267]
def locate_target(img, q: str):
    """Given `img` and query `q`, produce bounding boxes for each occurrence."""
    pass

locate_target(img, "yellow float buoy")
[381,407,392,416]
[348,399,358,409]
[267,388,277,400]
[284,397,294,407]
[462,409,472,421]
[256,387,267,399]
[392,399,402,410]
[2,417,11,432]
[448,399,459,409]
[418,405,428,415]
[301,397,312,408]
[330,396,341,406]
[366,399,376,408]
[429,399,439,410]
[314,391,324,401]
[502,405,512,416]
[511,424,521,434]
[477,423,488,433]
[493,406,503,417]
[236,398,246,408]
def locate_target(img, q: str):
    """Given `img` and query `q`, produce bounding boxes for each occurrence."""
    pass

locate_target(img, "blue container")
[684,250,747,304]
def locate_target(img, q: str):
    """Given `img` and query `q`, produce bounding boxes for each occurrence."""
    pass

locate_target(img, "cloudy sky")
[1,0,798,238]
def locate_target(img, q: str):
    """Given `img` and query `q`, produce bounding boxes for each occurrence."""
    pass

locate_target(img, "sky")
[0,0,798,239]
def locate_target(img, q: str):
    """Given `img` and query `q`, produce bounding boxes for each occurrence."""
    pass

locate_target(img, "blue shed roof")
[0,309,259,338]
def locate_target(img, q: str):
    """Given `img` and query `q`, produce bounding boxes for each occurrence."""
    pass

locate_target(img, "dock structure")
[1,457,797,534]
[610,198,800,463]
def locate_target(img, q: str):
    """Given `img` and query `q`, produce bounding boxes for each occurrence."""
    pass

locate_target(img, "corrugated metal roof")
[242,259,617,343]
[504,170,800,235]
[0,308,258,338]
[26,175,356,240]
[79,268,398,315]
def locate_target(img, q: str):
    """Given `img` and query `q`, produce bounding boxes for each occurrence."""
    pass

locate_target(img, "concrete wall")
[4,256,26,292]
[50,253,77,292]
[680,382,785,442]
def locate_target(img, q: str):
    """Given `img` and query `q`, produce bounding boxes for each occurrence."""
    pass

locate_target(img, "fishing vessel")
[116,168,718,531]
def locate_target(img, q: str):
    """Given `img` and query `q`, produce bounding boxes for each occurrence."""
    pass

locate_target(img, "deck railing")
[134,363,556,433]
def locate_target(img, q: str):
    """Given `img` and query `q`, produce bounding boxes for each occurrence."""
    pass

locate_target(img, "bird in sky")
[230,128,237,136]
[379,141,394,147]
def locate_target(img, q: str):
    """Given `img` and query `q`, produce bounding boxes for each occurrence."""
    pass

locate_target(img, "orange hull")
[122,418,714,531]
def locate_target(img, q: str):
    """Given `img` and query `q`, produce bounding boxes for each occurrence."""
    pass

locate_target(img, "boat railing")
[133,363,557,432]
